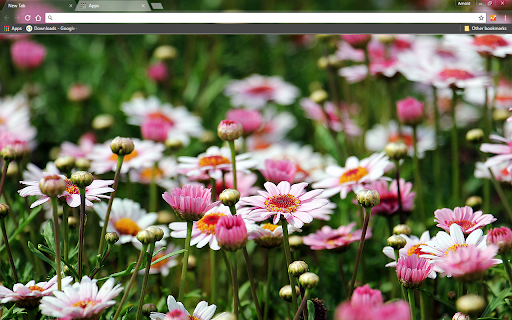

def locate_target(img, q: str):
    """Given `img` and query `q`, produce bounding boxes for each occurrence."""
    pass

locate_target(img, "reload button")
[455,0,473,5]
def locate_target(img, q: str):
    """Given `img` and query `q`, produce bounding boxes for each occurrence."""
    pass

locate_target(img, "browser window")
[0,0,510,320]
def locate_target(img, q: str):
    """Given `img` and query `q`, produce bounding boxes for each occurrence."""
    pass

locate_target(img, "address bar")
[44,12,487,24]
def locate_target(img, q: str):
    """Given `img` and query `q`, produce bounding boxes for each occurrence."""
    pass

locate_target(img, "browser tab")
[74,1,151,11]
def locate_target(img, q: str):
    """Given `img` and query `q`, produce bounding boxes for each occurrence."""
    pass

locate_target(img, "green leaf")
[37,244,55,257]
[307,300,315,320]
[481,287,511,317]
[28,241,56,269]
[0,206,41,254]
[418,288,456,312]
[150,249,185,267]
[97,261,137,282]
[43,220,56,252]
[0,306,25,319]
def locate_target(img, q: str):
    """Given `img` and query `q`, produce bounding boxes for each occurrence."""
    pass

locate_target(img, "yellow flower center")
[389,133,413,147]
[265,194,300,213]
[447,220,475,233]
[65,179,80,195]
[445,243,468,256]
[29,285,45,292]
[339,167,369,184]
[189,316,200,320]
[199,155,231,168]
[196,213,225,235]
[407,243,427,256]
[140,167,164,181]
[148,112,174,125]
[72,299,99,308]
[262,223,279,232]
[110,150,139,162]
[326,233,351,246]
[114,218,141,236]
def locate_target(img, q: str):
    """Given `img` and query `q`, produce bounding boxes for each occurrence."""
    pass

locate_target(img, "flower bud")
[448,291,457,301]
[216,215,248,252]
[393,224,411,236]
[105,232,120,245]
[136,230,155,244]
[187,255,197,271]
[39,175,66,197]
[217,120,243,141]
[317,57,328,69]
[493,108,510,122]
[92,114,114,131]
[142,303,158,317]
[67,83,92,102]
[147,61,168,83]
[279,285,300,302]
[76,158,91,171]
[68,216,79,229]
[453,312,470,320]
[375,34,395,44]
[387,235,407,249]
[154,45,177,60]
[466,128,484,144]
[341,34,371,49]
[55,156,76,173]
[4,141,30,161]
[288,261,309,277]
[487,226,512,255]
[1,147,16,162]
[385,142,408,161]
[6,162,18,177]
[200,130,216,144]
[456,294,486,316]
[310,89,328,104]
[219,189,240,207]
[158,210,175,224]
[110,137,135,156]
[465,196,482,210]
[356,189,380,208]
[0,203,9,219]
[289,235,303,248]
[70,171,94,188]
[396,97,424,126]
[146,226,165,242]
[165,137,184,152]
[212,312,237,320]
[299,272,319,289]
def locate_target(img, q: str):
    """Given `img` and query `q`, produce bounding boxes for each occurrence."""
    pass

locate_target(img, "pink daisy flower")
[0,275,73,309]
[178,146,256,181]
[357,179,415,216]
[150,295,217,320]
[445,34,512,58]
[260,159,296,184]
[420,224,488,273]
[474,161,512,183]
[487,226,512,254]
[335,284,410,320]
[94,198,164,245]
[300,98,362,137]
[169,205,231,251]
[129,156,179,190]
[336,40,365,62]
[244,108,296,151]
[121,96,203,146]
[238,181,328,228]
[434,206,496,234]
[224,74,299,109]
[246,222,300,248]
[0,93,36,147]
[435,244,501,280]
[313,152,393,199]
[480,134,512,171]
[59,132,96,159]
[163,185,219,221]
[39,276,123,319]
[88,138,165,175]
[302,222,371,251]
[11,39,46,70]
[396,255,433,289]
[226,108,263,136]
[18,173,114,208]
[216,215,248,251]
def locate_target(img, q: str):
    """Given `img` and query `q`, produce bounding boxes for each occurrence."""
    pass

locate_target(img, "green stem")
[293,289,310,320]
[501,252,512,288]
[112,244,148,320]
[210,250,217,305]
[0,160,9,201]
[412,126,425,225]
[0,219,18,283]
[211,178,217,202]
[136,243,155,320]
[338,253,349,298]
[264,248,274,320]
[348,207,371,297]
[62,205,70,262]
[98,155,124,257]
[394,249,407,300]
[420,289,427,320]
[281,220,298,312]
[78,187,86,279]
[51,197,61,290]
[408,289,417,320]
[432,86,442,208]
[243,247,263,320]
[228,141,238,190]
[149,162,158,213]
[457,281,463,300]
[179,221,193,302]
[451,89,460,206]
[394,159,404,224]
[231,251,239,319]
